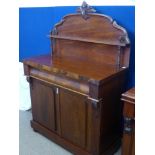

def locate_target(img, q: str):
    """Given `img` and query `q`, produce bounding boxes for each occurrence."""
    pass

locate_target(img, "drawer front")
[30,68,89,95]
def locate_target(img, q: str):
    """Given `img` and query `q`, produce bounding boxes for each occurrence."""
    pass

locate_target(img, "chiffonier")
[23,2,130,155]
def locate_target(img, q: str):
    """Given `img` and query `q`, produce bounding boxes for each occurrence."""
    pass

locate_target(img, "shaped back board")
[50,3,130,68]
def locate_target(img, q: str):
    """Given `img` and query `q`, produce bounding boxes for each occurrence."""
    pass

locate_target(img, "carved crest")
[77,1,96,20]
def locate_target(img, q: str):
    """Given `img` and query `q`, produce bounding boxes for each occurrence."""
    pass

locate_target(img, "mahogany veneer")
[23,2,131,155]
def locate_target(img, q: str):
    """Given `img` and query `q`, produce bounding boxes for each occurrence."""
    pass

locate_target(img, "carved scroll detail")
[52,27,58,35]
[77,1,96,20]
[26,76,31,83]
[113,21,130,44]
[51,27,58,55]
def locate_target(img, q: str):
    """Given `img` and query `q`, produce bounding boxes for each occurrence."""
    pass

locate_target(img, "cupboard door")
[30,78,57,131]
[59,88,88,149]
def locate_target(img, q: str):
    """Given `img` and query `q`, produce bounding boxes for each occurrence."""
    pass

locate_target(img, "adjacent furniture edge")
[121,87,135,155]
[121,87,135,104]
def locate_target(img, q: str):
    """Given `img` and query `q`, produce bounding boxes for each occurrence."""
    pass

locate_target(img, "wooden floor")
[19,110,121,155]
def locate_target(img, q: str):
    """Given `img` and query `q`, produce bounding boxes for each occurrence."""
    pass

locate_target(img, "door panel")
[30,79,56,131]
[59,88,87,148]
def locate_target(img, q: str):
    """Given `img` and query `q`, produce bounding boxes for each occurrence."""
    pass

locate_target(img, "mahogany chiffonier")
[23,2,131,155]
[121,88,135,155]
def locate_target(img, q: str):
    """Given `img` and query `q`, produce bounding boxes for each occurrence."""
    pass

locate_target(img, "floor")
[19,110,121,155]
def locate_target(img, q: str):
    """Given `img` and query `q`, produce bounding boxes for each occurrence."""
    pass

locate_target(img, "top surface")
[122,87,135,103]
[23,54,125,83]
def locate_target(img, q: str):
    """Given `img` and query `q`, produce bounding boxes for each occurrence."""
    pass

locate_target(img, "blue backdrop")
[19,6,135,88]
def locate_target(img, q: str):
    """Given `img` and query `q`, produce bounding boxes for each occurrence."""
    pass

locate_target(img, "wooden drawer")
[30,68,89,95]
